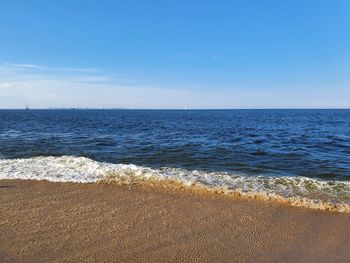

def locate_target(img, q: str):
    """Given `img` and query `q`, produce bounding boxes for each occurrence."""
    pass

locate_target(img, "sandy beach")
[1,179,349,262]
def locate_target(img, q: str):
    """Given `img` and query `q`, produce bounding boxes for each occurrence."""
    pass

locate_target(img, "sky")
[0,0,349,109]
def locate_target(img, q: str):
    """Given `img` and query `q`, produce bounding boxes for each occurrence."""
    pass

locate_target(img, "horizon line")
[1,108,350,110]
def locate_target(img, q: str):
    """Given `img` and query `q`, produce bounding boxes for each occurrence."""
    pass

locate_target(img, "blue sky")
[0,0,349,108]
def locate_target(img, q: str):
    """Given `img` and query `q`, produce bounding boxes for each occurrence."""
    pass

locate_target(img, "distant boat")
[25,104,30,110]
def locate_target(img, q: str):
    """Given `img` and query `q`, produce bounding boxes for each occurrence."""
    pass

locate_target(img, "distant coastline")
[1,108,350,110]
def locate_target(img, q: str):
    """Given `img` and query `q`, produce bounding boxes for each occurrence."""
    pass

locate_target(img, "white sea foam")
[1,156,349,211]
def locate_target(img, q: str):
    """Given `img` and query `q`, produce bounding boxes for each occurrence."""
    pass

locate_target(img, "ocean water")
[1,109,350,210]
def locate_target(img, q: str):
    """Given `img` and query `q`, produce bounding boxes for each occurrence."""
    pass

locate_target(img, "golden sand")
[1,179,350,262]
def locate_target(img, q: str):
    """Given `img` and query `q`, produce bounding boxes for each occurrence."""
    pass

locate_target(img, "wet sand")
[1,179,349,262]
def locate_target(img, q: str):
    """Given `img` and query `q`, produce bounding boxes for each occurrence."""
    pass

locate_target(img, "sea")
[1,109,349,211]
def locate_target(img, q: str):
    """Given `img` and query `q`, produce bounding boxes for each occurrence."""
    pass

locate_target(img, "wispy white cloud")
[1,61,349,109]
[0,81,29,89]
[3,63,47,70]
[1,62,100,73]
[0,62,193,108]
[0,82,15,89]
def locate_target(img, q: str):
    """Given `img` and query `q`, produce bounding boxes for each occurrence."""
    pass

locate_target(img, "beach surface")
[1,179,350,262]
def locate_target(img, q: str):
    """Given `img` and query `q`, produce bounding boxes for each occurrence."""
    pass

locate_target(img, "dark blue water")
[1,109,349,181]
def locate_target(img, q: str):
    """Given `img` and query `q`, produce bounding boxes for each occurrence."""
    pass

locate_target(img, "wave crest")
[1,156,349,213]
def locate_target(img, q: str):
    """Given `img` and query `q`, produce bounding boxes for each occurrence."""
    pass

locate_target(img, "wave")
[0,156,349,213]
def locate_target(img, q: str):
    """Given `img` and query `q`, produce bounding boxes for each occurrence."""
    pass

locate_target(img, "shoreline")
[2,155,349,214]
[99,175,350,213]
[1,179,350,262]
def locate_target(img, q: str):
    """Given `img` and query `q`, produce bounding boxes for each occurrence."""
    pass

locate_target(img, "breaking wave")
[1,156,349,213]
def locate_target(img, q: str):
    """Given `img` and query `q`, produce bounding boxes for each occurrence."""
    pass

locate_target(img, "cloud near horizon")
[0,62,349,109]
